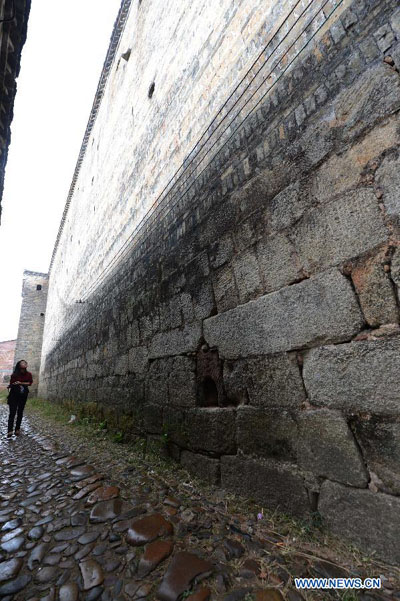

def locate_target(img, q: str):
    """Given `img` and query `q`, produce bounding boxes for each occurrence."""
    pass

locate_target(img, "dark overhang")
[0,0,31,224]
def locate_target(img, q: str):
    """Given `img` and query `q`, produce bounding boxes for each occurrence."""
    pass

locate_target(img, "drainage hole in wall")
[36,285,42,291]
[148,82,155,99]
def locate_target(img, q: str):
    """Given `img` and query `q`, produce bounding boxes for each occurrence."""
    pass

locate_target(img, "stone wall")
[39,0,400,562]
[15,271,48,394]
[0,339,16,389]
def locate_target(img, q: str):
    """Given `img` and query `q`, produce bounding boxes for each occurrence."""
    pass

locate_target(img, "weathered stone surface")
[168,356,197,408]
[0,536,25,552]
[375,153,400,221]
[79,559,104,591]
[78,531,100,545]
[333,62,400,143]
[54,526,85,542]
[0,573,31,596]
[89,499,126,523]
[237,407,298,461]
[126,514,173,546]
[232,248,263,304]
[137,539,174,578]
[35,566,59,583]
[70,465,96,479]
[1,527,23,543]
[291,190,388,274]
[212,265,239,313]
[257,232,301,293]
[128,346,148,374]
[28,543,48,569]
[73,481,102,500]
[157,551,213,601]
[223,353,305,408]
[311,117,399,204]
[352,416,400,496]
[74,473,104,490]
[142,403,164,434]
[204,270,363,359]
[265,181,310,234]
[28,526,44,540]
[1,518,22,532]
[149,323,202,359]
[180,451,220,485]
[86,486,120,506]
[0,558,23,582]
[318,480,400,563]
[303,338,400,414]
[221,455,310,517]
[59,582,79,601]
[297,409,368,487]
[165,407,236,454]
[351,247,398,327]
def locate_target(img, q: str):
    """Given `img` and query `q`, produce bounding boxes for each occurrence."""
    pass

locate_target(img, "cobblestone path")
[0,405,399,601]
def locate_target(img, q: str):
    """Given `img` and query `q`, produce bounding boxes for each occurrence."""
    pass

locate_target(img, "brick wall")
[39,0,400,561]
[15,271,49,395]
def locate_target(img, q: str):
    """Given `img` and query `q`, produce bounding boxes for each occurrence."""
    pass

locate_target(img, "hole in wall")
[36,285,42,291]
[40,313,45,317]
[121,49,131,62]
[148,82,155,99]
[200,376,219,407]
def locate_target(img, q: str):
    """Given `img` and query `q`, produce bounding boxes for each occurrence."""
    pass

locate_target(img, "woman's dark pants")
[8,393,28,432]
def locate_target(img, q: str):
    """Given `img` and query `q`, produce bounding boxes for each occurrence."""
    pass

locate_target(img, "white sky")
[0,0,122,342]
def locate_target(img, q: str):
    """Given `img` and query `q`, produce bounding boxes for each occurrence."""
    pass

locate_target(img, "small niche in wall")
[201,376,219,406]
[36,285,42,291]
[40,313,45,317]
[148,82,155,99]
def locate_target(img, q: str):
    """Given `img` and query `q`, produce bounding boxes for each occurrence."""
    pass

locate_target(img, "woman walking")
[7,360,33,438]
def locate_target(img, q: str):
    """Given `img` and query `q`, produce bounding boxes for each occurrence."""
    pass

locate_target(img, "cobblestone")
[0,404,399,600]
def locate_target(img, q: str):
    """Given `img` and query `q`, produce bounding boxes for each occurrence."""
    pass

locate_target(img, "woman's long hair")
[13,360,27,375]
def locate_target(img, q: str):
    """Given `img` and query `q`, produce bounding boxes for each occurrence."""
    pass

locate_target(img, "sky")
[0,0,122,342]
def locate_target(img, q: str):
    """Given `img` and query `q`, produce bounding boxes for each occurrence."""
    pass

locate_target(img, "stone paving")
[0,405,399,601]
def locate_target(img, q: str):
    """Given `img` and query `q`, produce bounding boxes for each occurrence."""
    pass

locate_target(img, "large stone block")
[303,337,400,415]
[318,480,400,564]
[232,247,263,304]
[291,190,388,274]
[375,154,400,222]
[352,416,400,496]
[391,247,400,300]
[265,181,310,234]
[149,323,202,359]
[237,407,298,461]
[221,455,311,517]
[180,450,220,485]
[223,353,305,408]
[168,356,196,408]
[297,409,368,487]
[311,117,399,204]
[257,232,301,293]
[164,407,236,455]
[146,358,171,405]
[128,346,149,375]
[351,247,398,327]
[204,269,363,359]
[333,62,400,143]
[212,264,239,313]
